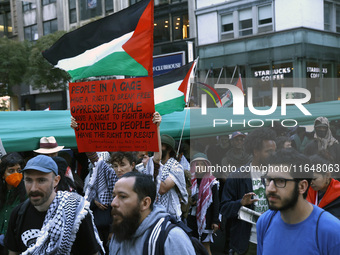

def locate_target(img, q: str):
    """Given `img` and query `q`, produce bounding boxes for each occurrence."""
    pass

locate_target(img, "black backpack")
[143,215,208,255]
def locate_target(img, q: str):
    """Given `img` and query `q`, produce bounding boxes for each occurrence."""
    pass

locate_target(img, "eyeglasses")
[261,177,297,188]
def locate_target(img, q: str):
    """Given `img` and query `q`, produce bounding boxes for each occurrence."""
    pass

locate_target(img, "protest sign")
[69,76,158,152]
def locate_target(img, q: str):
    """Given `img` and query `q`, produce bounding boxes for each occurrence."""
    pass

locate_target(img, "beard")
[267,182,299,211]
[111,204,141,242]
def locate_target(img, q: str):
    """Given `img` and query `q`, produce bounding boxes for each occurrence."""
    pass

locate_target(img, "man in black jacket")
[220,127,276,255]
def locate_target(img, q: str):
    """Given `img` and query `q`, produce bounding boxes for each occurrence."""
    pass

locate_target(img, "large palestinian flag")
[154,60,196,115]
[42,0,153,81]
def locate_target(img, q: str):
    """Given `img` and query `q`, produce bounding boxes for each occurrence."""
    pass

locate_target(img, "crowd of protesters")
[0,116,340,254]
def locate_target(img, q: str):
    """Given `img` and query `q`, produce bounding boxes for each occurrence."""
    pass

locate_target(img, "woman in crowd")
[0,153,26,255]
[187,153,220,255]
[307,152,340,219]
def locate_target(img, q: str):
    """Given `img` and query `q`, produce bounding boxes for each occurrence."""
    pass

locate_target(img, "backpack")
[180,169,193,219]
[143,215,208,255]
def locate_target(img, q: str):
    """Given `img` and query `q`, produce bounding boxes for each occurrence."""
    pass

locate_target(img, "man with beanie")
[4,155,103,255]
[145,134,188,220]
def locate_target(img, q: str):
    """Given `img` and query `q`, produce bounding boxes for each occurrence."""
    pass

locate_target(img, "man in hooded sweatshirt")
[304,116,340,164]
[109,171,195,255]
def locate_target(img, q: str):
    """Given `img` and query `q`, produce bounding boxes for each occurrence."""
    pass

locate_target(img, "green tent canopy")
[0,100,339,153]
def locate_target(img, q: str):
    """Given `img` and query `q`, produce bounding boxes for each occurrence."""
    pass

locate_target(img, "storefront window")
[251,63,293,106]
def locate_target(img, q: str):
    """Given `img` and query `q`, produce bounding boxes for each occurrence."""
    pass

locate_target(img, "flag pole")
[177,58,198,158]
[216,67,224,84]
[230,65,237,84]
[176,107,189,158]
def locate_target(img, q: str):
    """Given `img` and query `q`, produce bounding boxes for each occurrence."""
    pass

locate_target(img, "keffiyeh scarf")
[156,157,188,220]
[192,174,219,237]
[85,158,118,205]
[22,191,103,255]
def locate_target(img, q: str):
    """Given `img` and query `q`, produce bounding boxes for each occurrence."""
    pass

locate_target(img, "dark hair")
[275,136,291,150]
[309,150,332,177]
[244,127,276,155]
[164,144,176,159]
[0,152,26,209]
[121,171,156,210]
[109,151,137,167]
[267,148,312,198]
[52,156,77,192]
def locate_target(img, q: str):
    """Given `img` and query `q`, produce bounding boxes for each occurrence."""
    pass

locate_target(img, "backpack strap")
[143,216,170,255]
[316,210,325,253]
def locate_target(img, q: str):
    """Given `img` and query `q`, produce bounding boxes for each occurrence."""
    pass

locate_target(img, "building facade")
[196,0,340,106]
[11,0,194,110]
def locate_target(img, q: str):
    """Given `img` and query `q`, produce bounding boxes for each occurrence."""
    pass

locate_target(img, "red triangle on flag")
[236,76,244,94]
[178,61,196,104]
[123,0,154,76]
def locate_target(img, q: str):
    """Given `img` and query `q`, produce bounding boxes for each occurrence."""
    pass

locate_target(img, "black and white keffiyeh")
[22,191,103,255]
[156,157,188,220]
[85,158,118,205]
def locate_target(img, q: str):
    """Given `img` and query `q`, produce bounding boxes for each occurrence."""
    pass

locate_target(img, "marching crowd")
[0,114,340,255]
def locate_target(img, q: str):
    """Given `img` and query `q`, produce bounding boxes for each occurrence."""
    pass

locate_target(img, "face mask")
[316,129,327,138]
[5,172,23,188]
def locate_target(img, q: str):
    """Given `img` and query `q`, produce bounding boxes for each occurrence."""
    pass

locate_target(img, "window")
[324,2,332,31]
[22,1,36,12]
[324,1,340,33]
[0,11,12,37]
[239,8,252,36]
[105,0,113,13]
[336,5,340,32]
[69,0,77,23]
[221,13,234,40]
[24,24,38,41]
[154,16,170,43]
[258,4,272,33]
[43,19,58,35]
[42,0,56,6]
[80,0,103,21]
[172,14,189,40]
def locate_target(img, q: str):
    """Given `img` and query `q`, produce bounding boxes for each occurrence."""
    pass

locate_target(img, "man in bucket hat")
[34,136,64,157]
[4,155,103,255]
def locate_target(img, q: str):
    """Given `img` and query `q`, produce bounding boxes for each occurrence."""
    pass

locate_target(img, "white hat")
[33,136,64,154]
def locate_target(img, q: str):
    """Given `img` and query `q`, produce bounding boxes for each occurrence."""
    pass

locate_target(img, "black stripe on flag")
[42,0,150,65]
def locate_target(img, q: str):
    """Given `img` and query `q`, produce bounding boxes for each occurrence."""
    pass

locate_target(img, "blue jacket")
[220,169,253,254]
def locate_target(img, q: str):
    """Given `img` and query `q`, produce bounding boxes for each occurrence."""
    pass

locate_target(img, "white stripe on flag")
[56,32,134,71]
[154,80,183,105]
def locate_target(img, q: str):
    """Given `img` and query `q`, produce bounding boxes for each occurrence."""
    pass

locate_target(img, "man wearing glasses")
[257,148,340,255]
[220,127,276,255]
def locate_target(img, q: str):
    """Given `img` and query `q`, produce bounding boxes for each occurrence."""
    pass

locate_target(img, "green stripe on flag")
[155,96,185,116]
[68,51,148,81]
